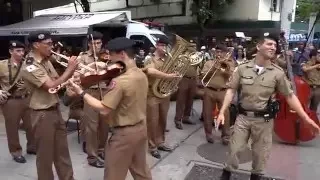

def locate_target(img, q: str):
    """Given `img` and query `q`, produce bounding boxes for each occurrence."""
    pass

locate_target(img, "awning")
[0,12,129,36]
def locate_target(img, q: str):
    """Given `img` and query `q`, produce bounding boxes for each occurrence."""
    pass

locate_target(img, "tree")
[191,0,234,29]
[76,0,91,12]
[295,0,320,21]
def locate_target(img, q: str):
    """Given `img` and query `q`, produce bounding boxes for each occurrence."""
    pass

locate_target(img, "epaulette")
[271,63,284,71]
[237,60,251,66]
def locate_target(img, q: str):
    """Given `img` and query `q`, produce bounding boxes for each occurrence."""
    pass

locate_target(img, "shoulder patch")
[25,57,34,65]
[25,65,38,72]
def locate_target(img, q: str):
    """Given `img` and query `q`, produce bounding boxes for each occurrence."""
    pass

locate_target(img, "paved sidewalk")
[0,100,203,180]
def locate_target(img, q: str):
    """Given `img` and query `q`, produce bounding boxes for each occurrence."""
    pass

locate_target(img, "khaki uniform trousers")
[104,122,152,180]
[84,88,109,163]
[174,77,197,122]
[310,87,320,111]
[30,106,74,180]
[225,114,273,175]
[203,88,230,139]
[147,96,170,151]
[1,97,35,157]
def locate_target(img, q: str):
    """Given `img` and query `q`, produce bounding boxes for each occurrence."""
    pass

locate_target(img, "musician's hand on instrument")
[65,86,78,97]
[66,56,79,72]
[0,90,9,104]
[68,79,83,95]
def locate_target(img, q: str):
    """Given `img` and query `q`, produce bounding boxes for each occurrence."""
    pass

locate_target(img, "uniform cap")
[28,30,52,43]
[157,36,170,45]
[9,40,25,49]
[106,37,136,52]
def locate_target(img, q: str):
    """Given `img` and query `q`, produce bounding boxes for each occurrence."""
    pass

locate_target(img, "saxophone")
[152,34,203,98]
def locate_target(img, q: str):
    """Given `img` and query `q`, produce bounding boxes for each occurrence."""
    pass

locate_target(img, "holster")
[229,104,238,126]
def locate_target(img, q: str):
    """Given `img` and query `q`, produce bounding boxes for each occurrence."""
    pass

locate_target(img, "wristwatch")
[80,91,86,98]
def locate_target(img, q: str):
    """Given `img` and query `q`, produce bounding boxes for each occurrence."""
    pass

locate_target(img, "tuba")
[201,52,232,87]
[152,34,203,98]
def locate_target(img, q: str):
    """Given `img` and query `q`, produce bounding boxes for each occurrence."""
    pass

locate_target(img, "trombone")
[201,52,232,87]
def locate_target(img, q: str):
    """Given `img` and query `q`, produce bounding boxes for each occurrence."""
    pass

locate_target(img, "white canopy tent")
[0,12,130,36]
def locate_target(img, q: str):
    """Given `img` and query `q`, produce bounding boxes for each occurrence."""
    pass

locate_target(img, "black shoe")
[220,169,231,180]
[182,120,196,125]
[13,156,26,163]
[165,129,170,132]
[26,150,36,155]
[98,153,105,160]
[206,135,214,144]
[250,173,262,180]
[88,159,104,168]
[175,121,183,130]
[82,142,87,153]
[158,145,173,152]
[150,150,161,159]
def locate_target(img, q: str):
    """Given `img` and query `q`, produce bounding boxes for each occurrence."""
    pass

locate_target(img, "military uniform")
[0,52,36,162]
[223,59,292,178]
[97,37,151,179]
[77,50,109,165]
[201,58,235,144]
[144,57,171,153]
[174,64,198,129]
[302,60,320,110]
[21,31,74,180]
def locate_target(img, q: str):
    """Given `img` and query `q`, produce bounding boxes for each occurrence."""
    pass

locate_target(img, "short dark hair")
[257,34,278,45]
[111,48,135,59]
[309,49,317,58]
[215,44,228,52]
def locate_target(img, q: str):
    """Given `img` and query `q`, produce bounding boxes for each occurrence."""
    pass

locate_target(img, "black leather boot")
[250,173,262,180]
[220,169,231,180]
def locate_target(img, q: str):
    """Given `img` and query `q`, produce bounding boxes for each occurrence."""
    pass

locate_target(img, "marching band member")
[21,31,78,180]
[77,31,107,168]
[201,44,235,145]
[0,41,36,163]
[302,49,320,111]
[67,37,152,180]
[217,35,320,180]
[143,37,179,159]
[174,62,198,129]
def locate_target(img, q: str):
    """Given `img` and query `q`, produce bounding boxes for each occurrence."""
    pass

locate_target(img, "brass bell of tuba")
[152,34,203,98]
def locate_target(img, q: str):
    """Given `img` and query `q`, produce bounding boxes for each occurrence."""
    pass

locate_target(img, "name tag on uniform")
[26,65,37,72]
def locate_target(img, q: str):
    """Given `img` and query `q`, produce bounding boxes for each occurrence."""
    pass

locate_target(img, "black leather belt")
[311,85,320,89]
[207,87,227,92]
[9,94,28,99]
[183,76,196,80]
[113,121,142,129]
[33,105,58,111]
[238,109,268,118]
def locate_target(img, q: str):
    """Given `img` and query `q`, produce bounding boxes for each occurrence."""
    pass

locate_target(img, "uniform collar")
[28,51,47,63]
[9,58,19,67]
[246,58,274,75]
[124,60,137,70]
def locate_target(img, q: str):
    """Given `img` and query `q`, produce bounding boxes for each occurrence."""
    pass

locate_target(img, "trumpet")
[201,52,232,87]
[51,51,96,73]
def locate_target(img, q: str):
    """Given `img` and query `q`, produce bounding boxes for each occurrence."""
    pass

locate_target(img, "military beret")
[9,40,25,49]
[28,30,52,43]
[106,37,135,52]
[157,36,170,45]
[87,31,103,41]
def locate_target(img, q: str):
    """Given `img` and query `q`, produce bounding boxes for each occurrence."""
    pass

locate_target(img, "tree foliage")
[76,0,91,12]
[191,0,234,28]
[296,0,320,21]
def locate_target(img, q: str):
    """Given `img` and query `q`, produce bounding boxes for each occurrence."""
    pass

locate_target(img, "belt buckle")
[246,111,255,117]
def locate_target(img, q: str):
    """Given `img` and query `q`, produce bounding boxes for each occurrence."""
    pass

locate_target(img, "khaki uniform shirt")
[78,50,106,88]
[184,64,198,78]
[0,59,28,96]
[302,60,320,86]
[21,54,59,110]
[201,59,235,89]
[144,56,165,97]
[227,59,293,111]
[101,61,148,127]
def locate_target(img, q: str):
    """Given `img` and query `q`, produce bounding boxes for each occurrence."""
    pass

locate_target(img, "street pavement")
[0,100,320,180]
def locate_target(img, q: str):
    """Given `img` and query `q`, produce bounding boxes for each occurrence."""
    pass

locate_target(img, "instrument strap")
[8,59,23,86]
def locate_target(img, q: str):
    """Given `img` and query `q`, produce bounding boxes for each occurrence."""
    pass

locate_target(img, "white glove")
[0,90,10,105]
